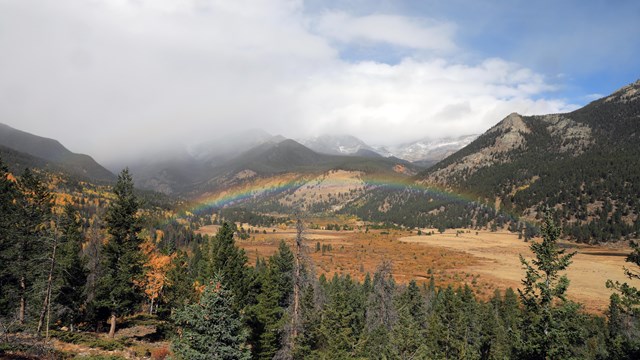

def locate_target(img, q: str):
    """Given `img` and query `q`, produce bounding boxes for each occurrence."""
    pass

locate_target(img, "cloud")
[0,0,575,164]
[314,11,456,52]
[291,58,576,144]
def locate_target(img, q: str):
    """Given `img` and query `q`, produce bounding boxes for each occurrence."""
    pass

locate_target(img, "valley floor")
[400,230,638,313]
[197,225,640,313]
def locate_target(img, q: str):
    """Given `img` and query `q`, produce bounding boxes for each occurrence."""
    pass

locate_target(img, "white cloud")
[314,11,456,52]
[0,0,574,163]
[291,58,576,144]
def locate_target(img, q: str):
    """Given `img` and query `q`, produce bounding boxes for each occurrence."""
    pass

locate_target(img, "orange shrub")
[151,346,170,360]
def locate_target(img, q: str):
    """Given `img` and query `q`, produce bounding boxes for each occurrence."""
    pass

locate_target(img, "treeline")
[341,186,518,232]
[0,162,204,337]
[217,207,286,228]
[0,163,90,335]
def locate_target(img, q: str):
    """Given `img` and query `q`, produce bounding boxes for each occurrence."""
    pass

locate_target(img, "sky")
[0,0,638,163]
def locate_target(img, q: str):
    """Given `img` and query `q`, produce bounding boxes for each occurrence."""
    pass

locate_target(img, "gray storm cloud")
[0,0,576,164]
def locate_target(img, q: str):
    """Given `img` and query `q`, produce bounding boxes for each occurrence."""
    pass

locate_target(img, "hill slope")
[416,80,640,241]
[0,123,114,182]
[123,130,286,195]
[194,139,421,194]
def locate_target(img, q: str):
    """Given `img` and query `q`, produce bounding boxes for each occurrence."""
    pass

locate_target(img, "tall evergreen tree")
[206,222,253,309]
[248,241,294,359]
[97,168,145,338]
[390,280,429,359]
[293,283,322,359]
[15,168,52,326]
[479,290,511,359]
[501,287,521,338]
[429,286,470,359]
[0,159,19,319]
[171,276,251,360]
[83,211,106,331]
[362,261,397,358]
[516,214,580,359]
[55,203,88,331]
[317,274,365,358]
[606,239,640,357]
[162,250,196,316]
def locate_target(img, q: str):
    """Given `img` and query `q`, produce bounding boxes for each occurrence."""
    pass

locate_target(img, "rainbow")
[177,172,523,225]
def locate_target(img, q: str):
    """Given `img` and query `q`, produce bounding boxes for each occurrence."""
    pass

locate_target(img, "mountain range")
[111,131,475,195]
[2,79,639,242]
[0,123,114,182]
[410,80,640,241]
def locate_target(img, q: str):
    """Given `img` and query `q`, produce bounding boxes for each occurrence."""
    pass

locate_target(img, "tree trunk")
[37,232,58,335]
[19,275,25,325]
[108,313,116,338]
[292,219,304,342]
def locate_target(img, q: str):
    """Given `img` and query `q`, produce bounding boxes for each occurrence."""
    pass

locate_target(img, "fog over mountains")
[1,80,639,240]
[117,131,468,195]
[0,117,477,195]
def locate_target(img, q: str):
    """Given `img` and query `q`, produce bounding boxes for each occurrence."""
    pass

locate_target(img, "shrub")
[151,346,170,360]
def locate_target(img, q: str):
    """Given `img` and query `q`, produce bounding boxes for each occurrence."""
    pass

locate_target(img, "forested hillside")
[334,81,640,242]
[2,160,640,359]
[0,123,115,182]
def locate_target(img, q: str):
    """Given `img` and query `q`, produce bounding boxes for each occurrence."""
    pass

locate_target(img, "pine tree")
[501,287,521,336]
[293,283,322,359]
[459,284,482,357]
[171,276,250,360]
[516,213,580,359]
[83,211,106,331]
[162,250,196,316]
[362,261,397,358]
[429,286,467,359]
[248,241,294,359]
[606,239,640,357]
[0,158,19,319]
[16,168,52,326]
[318,274,365,358]
[55,203,88,331]
[97,168,145,338]
[390,280,428,359]
[479,290,511,359]
[207,222,252,309]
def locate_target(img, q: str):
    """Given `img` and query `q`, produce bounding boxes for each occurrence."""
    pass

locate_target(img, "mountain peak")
[299,134,376,156]
[604,79,640,104]
[489,112,530,135]
[380,134,478,163]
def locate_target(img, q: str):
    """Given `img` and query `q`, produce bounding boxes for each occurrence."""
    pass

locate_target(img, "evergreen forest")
[2,159,640,359]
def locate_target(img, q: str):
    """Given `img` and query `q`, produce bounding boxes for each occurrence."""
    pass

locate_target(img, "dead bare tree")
[366,260,397,331]
[84,212,104,331]
[292,217,304,341]
[276,215,313,360]
[37,218,59,337]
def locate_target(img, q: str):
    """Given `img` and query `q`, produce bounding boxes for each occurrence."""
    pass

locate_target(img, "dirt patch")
[196,224,221,235]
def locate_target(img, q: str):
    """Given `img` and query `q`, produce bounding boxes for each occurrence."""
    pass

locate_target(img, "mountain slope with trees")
[411,80,640,242]
[3,153,640,359]
[0,123,114,182]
